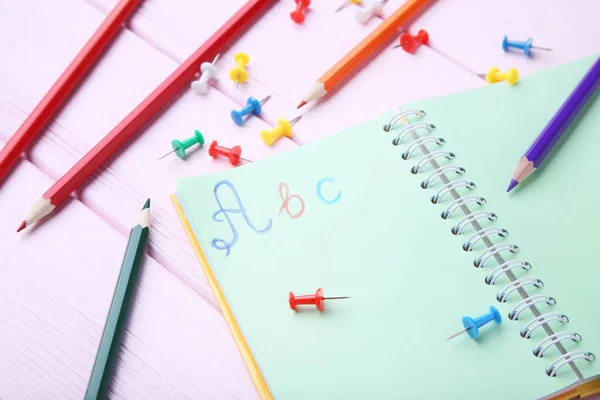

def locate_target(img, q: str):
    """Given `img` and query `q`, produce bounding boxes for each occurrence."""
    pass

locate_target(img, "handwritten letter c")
[316,178,342,204]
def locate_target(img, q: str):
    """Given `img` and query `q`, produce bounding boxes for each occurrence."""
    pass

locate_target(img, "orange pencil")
[297,0,435,108]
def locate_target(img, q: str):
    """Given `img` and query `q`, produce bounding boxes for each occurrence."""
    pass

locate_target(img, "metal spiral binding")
[508,295,555,321]
[451,211,497,235]
[402,136,445,160]
[475,243,520,269]
[431,180,475,204]
[464,227,508,252]
[442,195,486,220]
[534,332,582,358]
[546,351,595,377]
[383,109,426,132]
[392,122,435,146]
[485,260,531,285]
[385,110,595,377]
[421,166,465,189]
[521,313,569,339]
[411,151,455,174]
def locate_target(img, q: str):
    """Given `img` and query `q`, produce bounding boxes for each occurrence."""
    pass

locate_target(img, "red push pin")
[290,0,310,24]
[288,288,349,311]
[393,29,429,54]
[208,140,252,166]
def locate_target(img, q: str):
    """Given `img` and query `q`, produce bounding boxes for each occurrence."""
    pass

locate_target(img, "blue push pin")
[445,306,502,341]
[231,95,271,126]
[502,35,552,57]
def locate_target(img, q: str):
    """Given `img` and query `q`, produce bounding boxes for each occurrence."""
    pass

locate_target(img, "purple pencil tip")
[506,179,519,193]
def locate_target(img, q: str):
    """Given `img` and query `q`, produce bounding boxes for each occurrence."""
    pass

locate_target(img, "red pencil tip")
[506,179,519,193]
[297,100,307,109]
[16,220,27,233]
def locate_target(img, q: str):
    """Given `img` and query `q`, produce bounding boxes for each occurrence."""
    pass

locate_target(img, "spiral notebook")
[172,55,600,400]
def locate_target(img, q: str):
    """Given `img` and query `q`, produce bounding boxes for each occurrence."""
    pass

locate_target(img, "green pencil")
[85,199,151,400]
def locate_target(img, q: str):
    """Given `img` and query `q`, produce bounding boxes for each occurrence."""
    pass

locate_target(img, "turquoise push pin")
[231,95,271,126]
[502,35,552,57]
[157,130,205,160]
[445,306,502,341]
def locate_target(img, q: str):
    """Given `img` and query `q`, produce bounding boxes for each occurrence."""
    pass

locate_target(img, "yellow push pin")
[229,52,250,90]
[480,67,519,85]
[260,116,302,146]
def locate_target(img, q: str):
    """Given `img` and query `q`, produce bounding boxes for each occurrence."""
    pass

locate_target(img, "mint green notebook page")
[177,55,600,400]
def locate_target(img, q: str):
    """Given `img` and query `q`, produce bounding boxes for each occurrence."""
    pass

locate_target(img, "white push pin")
[191,54,220,94]
[355,0,387,24]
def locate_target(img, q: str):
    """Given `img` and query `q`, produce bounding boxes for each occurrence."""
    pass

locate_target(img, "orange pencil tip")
[297,100,307,109]
[16,220,26,233]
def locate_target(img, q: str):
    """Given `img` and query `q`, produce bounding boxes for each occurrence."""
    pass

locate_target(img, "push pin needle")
[445,327,471,341]
[157,149,176,161]
[531,45,553,51]
[445,306,502,341]
[335,0,360,12]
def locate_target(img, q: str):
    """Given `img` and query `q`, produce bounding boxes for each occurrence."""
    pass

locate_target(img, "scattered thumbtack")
[393,29,429,53]
[445,306,502,341]
[290,0,310,24]
[502,35,552,57]
[355,0,387,25]
[260,116,302,146]
[231,95,271,126]
[335,0,361,12]
[208,140,252,166]
[478,67,519,85]
[229,52,250,90]
[190,54,220,94]
[158,130,205,160]
[289,288,349,311]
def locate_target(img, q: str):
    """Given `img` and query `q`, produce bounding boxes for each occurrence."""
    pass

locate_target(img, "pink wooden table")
[0,0,597,398]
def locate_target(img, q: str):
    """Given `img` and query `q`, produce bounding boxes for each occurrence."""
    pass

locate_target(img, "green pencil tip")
[142,199,150,210]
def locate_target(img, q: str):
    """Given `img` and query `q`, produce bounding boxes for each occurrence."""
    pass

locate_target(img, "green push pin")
[158,130,205,160]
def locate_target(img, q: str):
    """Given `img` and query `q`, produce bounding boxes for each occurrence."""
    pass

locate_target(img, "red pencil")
[0,0,143,183]
[17,0,276,232]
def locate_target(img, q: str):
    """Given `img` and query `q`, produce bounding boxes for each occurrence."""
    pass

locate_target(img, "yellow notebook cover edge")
[171,193,274,400]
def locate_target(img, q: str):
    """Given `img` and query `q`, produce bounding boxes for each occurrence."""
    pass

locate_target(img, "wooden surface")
[0,0,597,398]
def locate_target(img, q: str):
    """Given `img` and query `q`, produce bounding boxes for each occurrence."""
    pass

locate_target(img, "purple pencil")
[507,56,600,192]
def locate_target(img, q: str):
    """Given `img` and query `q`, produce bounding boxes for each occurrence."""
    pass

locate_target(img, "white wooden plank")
[0,153,257,399]
[0,0,298,303]
[88,0,249,62]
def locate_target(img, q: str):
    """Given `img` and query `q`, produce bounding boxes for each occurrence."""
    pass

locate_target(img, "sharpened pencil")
[507,56,600,192]
[84,199,150,400]
[297,0,435,108]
